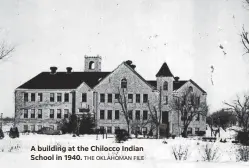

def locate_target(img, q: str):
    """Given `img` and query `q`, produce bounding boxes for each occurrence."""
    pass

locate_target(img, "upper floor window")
[31,93,35,102]
[64,93,69,102]
[57,93,62,102]
[121,78,127,89]
[115,110,119,120]
[163,81,168,91]
[50,109,54,118]
[128,94,133,103]
[135,110,140,120]
[31,109,35,118]
[57,109,62,118]
[100,94,105,103]
[136,94,140,103]
[114,94,119,103]
[100,110,105,119]
[82,93,87,102]
[38,109,42,119]
[23,109,28,118]
[38,93,43,102]
[128,110,133,120]
[24,93,28,102]
[143,110,148,120]
[64,109,69,118]
[107,110,112,120]
[143,94,148,103]
[50,93,55,102]
[164,96,168,105]
[89,61,95,70]
[108,94,112,103]
[189,86,193,92]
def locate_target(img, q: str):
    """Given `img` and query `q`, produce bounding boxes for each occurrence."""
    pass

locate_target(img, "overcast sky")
[0,0,249,117]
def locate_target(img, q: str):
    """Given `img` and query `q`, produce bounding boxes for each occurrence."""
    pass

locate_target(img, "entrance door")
[160,111,169,137]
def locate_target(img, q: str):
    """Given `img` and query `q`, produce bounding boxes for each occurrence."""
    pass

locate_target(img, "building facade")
[15,56,207,136]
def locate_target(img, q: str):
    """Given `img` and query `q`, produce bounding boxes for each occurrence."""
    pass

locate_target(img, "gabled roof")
[156,62,174,77]
[189,79,207,94]
[17,72,111,89]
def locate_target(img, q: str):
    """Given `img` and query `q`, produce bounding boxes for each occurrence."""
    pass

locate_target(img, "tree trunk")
[156,125,160,139]
[182,127,188,138]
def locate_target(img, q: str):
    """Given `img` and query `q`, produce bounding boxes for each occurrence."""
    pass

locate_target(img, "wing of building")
[15,56,207,136]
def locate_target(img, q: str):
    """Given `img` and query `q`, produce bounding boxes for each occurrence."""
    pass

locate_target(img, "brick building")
[15,56,207,136]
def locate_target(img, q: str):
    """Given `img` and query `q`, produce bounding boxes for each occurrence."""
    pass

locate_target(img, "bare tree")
[241,26,249,55]
[147,87,162,139]
[170,89,208,137]
[117,87,131,134]
[0,40,15,61]
[224,95,249,132]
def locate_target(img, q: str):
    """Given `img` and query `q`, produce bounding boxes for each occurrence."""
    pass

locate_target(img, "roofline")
[93,61,155,91]
[173,79,207,94]
[15,88,75,91]
[76,81,92,91]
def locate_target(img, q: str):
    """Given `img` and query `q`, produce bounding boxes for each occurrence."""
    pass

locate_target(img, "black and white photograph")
[0,0,249,167]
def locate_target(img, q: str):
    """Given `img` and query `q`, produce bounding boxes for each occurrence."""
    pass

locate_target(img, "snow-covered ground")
[0,131,248,168]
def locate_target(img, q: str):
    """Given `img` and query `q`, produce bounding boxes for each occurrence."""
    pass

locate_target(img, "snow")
[0,132,248,168]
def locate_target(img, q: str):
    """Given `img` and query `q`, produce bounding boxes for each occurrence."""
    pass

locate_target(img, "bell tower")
[84,55,102,72]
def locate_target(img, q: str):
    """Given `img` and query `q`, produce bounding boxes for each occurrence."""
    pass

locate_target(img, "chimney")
[175,76,179,82]
[66,67,72,74]
[50,66,57,74]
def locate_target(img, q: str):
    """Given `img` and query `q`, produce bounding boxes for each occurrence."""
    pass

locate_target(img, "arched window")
[121,78,127,89]
[89,61,95,70]
[188,86,193,92]
[163,81,168,91]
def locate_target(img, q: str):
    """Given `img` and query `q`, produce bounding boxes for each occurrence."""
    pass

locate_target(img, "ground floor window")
[30,125,35,132]
[114,127,120,133]
[195,127,200,134]
[23,125,28,131]
[187,127,192,135]
[37,125,42,131]
[107,127,112,134]
[50,125,54,130]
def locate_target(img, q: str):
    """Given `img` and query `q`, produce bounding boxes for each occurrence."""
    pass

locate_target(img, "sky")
[0,0,248,117]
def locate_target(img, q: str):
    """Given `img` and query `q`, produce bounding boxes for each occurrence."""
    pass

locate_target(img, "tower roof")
[156,62,174,77]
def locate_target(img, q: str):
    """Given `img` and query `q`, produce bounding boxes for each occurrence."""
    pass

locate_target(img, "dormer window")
[163,81,168,91]
[121,78,127,89]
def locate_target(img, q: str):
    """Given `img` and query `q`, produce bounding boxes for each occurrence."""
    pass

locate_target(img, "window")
[128,110,133,120]
[115,110,119,120]
[189,86,193,92]
[114,94,119,103]
[31,93,35,102]
[107,127,112,134]
[64,93,69,102]
[89,61,95,70]
[37,125,42,131]
[38,93,43,102]
[136,94,140,103]
[57,109,62,118]
[82,93,87,102]
[114,127,120,133]
[30,125,35,132]
[100,110,105,119]
[100,94,105,103]
[187,127,192,134]
[143,94,148,103]
[121,78,127,89]
[163,81,168,91]
[50,109,54,118]
[108,94,112,103]
[128,94,133,103]
[57,93,62,102]
[23,125,28,131]
[164,96,168,105]
[64,109,69,118]
[31,109,35,118]
[23,109,28,118]
[50,93,55,102]
[107,110,112,120]
[24,93,28,102]
[143,110,148,120]
[135,110,140,120]
[38,109,42,119]
[50,125,54,130]
[195,128,200,134]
